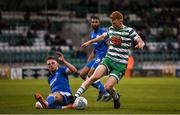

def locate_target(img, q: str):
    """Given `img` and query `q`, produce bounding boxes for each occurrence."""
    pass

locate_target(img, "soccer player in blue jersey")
[77,16,112,101]
[34,52,77,109]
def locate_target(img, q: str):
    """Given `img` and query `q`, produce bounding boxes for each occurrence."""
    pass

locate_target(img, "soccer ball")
[73,97,88,110]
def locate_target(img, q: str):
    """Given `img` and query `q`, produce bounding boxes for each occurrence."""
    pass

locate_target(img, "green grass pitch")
[0,77,180,114]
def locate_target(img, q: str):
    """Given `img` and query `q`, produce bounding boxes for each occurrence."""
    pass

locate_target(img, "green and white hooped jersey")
[105,25,139,64]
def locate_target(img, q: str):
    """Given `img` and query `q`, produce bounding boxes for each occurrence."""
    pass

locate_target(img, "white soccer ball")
[73,97,88,110]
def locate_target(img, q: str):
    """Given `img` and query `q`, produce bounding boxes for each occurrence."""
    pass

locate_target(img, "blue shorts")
[86,57,102,69]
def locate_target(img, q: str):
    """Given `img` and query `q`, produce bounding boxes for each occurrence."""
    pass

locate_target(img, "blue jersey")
[48,66,71,94]
[90,27,108,59]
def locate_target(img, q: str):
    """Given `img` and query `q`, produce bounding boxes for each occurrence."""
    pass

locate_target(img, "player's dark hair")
[91,15,100,20]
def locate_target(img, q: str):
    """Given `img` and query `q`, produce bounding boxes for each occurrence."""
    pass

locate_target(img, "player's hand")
[81,41,91,48]
[55,51,65,62]
[135,41,145,49]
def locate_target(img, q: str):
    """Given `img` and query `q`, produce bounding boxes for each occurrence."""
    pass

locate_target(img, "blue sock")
[46,95,55,105]
[92,80,108,95]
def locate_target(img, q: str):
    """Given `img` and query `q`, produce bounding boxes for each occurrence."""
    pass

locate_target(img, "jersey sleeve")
[104,34,109,42]
[104,31,110,43]
[90,31,93,39]
[59,66,68,74]
[129,28,140,40]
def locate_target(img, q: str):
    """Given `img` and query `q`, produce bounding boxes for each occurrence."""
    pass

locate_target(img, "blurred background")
[0,0,179,79]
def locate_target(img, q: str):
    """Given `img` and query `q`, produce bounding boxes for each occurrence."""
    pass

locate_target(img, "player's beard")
[93,26,99,32]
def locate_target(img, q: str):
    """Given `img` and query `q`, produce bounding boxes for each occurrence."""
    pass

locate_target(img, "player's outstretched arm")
[87,49,96,62]
[81,34,106,48]
[135,37,145,49]
[56,52,77,74]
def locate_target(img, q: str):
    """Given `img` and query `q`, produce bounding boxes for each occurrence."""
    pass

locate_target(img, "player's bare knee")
[104,84,111,91]
[104,83,114,91]
[89,76,97,83]
[53,92,62,101]
[79,72,86,80]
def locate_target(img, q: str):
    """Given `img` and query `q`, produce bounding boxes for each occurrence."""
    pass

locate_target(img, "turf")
[0,77,180,114]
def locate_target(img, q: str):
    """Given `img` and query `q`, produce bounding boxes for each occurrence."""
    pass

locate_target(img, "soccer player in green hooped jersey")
[75,11,145,109]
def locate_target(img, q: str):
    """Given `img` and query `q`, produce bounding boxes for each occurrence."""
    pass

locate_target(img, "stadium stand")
[0,0,179,77]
